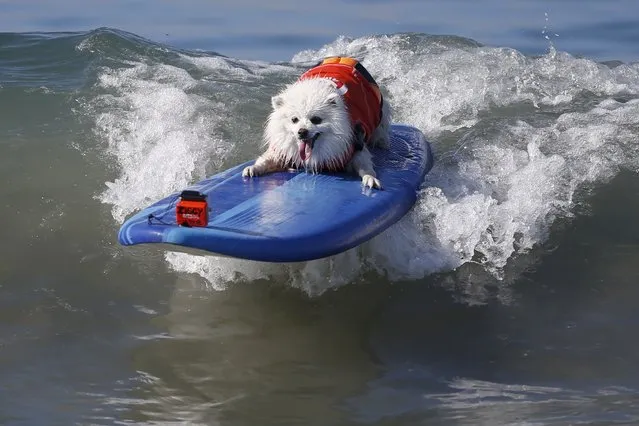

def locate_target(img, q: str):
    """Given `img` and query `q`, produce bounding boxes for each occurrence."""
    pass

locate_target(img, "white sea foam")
[94,34,639,297]
[95,62,234,223]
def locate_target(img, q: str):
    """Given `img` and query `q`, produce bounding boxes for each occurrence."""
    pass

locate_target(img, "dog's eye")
[291,117,299,124]
[310,116,322,125]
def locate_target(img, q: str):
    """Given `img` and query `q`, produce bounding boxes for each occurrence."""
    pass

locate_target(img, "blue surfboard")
[118,124,434,262]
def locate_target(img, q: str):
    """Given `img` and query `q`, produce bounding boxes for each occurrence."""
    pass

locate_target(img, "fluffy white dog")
[242,56,391,189]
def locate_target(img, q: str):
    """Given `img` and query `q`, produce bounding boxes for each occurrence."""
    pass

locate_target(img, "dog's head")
[264,78,352,169]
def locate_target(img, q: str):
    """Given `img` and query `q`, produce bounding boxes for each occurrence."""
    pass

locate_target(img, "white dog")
[242,56,391,189]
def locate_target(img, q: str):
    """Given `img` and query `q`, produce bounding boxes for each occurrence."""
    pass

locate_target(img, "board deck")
[118,124,434,262]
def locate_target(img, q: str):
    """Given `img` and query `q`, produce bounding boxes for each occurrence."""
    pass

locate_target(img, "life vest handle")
[317,56,383,108]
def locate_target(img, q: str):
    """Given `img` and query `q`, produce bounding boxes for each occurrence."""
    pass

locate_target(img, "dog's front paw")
[362,174,382,189]
[242,165,261,178]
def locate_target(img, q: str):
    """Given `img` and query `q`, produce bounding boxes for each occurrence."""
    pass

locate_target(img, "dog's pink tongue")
[298,140,312,161]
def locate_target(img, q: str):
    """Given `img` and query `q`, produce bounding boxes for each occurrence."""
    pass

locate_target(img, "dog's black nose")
[298,128,309,139]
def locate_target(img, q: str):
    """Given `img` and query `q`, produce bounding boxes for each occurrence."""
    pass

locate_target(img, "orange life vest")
[298,56,384,146]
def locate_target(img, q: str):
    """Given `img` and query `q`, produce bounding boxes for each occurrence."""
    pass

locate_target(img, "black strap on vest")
[354,61,377,86]
[353,122,365,152]
[353,60,385,124]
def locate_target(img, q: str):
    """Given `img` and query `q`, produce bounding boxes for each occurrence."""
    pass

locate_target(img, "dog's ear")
[271,95,284,109]
[326,92,339,106]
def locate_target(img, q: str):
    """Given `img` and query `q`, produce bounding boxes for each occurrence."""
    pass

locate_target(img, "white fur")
[243,75,392,189]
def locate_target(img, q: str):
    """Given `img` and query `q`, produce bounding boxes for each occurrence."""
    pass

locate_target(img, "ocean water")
[2,1,639,425]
